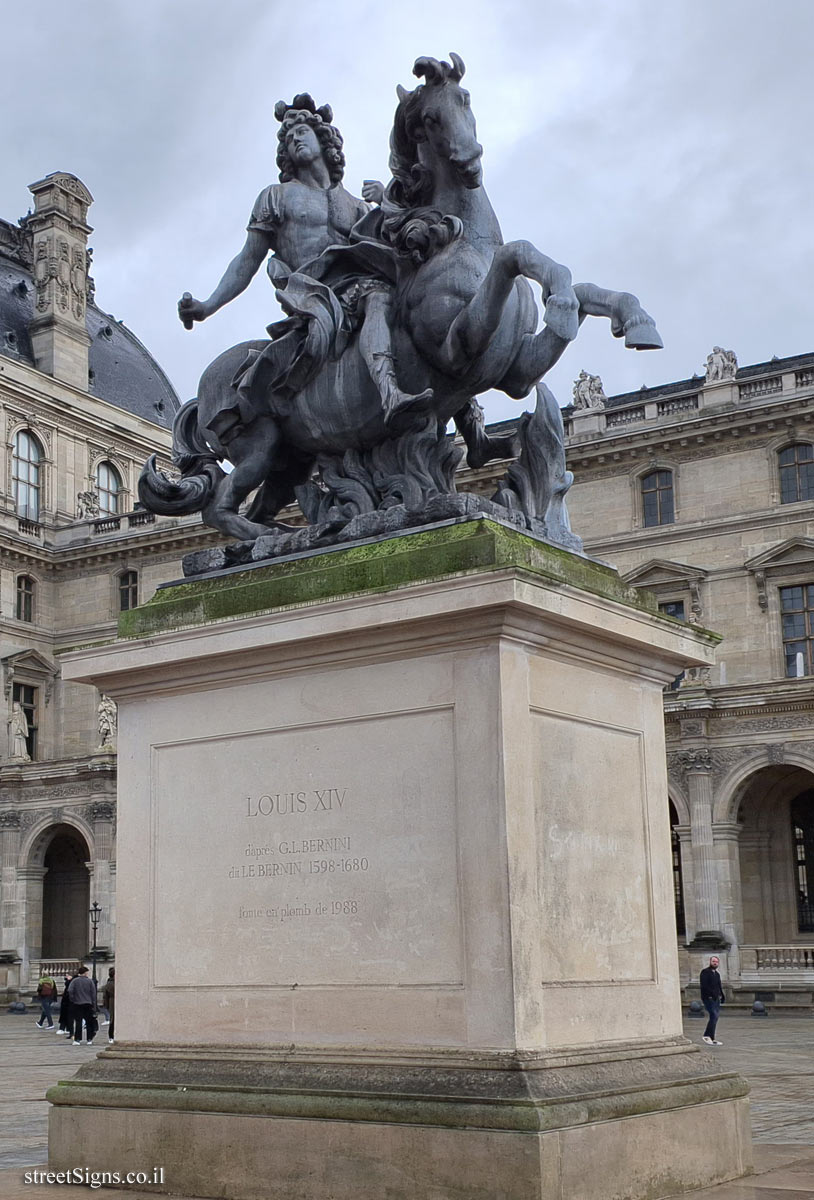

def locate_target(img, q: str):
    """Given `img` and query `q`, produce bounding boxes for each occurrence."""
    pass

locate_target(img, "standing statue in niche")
[97,694,117,749]
[141,54,664,572]
[8,702,30,761]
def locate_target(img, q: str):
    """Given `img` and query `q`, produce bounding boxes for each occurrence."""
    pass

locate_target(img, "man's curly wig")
[275,93,345,185]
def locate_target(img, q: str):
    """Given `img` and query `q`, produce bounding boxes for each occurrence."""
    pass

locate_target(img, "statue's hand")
[362,179,385,206]
[178,293,207,329]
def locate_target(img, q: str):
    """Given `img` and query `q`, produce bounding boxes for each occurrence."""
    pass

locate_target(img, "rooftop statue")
[140,54,662,569]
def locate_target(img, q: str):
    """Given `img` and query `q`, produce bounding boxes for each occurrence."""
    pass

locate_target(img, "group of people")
[34,966,115,1046]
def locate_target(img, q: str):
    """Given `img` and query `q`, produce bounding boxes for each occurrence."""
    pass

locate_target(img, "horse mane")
[388,53,466,209]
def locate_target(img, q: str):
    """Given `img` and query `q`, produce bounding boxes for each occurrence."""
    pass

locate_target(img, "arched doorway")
[736,765,814,945]
[41,826,90,959]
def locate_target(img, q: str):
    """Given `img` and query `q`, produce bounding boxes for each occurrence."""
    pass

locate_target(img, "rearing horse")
[139,53,662,540]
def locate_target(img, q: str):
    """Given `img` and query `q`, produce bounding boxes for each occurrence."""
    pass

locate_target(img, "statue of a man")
[8,702,30,761]
[178,94,431,432]
[705,346,737,383]
[97,695,117,748]
[572,369,606,410]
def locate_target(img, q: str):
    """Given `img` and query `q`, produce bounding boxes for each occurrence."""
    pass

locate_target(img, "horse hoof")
[625,322,664,350]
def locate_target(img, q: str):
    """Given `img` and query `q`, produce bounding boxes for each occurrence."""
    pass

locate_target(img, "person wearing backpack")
[35,973,57,1029]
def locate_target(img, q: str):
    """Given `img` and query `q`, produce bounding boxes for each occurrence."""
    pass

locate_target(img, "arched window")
[12,430,42,521]
[791,791,814,931]
[641,469,674,527]
[118,570,138,612]
[669,800,686,936]
[96,461,122,517]
[15,575,35,623]
[779,444,814,504]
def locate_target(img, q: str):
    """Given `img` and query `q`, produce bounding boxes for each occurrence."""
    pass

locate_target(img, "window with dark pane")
[780,584,814,677]
[118,570,138,612]
[12,430,42,521]
[779,443,814,504]
[791,791,814,931]
[12,682,38,759]
[15,575,35,622]
[641,470,674,527]
[659,600,686,620]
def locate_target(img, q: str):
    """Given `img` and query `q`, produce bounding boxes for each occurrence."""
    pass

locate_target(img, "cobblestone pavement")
[1,1012,813,1198]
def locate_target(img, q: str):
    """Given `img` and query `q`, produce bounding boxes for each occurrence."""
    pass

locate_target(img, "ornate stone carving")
[676,749,713,773]
[705,346,737,383]
[88,801,115,822]
[0,811,22,829]
[767,743,785,764]
[572,370,607,410]
[76,490,100,519]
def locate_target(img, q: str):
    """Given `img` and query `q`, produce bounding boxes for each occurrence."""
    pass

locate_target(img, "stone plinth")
[50,518,751,1199]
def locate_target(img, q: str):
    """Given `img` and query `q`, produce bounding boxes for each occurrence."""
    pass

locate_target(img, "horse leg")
[201,415,288,540]
[454,398,518,469]
[440,240,579,373]
[573,282,663,349]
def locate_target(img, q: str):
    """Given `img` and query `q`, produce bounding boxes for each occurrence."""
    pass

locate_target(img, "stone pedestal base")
[53,519,751,1199]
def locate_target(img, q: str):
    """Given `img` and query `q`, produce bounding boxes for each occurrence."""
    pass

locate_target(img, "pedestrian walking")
[34,973,57,1029]
[101,968,115,1043]
[56,974,73,1036]
[700,954,725,1046]
[67,966,97,1045]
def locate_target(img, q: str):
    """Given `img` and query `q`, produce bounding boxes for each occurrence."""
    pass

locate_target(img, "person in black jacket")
[700,955,725,1045]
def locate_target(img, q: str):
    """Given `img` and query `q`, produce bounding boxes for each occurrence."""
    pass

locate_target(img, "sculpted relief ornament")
[97,695,117,750]
[139,55,664,574]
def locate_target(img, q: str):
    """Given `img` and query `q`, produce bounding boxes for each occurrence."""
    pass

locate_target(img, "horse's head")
[391,54,483,200]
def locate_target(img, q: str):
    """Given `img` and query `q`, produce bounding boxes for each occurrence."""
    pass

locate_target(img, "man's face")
[286,121,322,167]
[710,957,719,968]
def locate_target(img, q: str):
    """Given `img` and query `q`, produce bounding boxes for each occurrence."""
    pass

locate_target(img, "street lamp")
[89,902,101,986]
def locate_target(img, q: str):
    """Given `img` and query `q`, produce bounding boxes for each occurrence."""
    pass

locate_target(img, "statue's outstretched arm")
[178,230,270,326]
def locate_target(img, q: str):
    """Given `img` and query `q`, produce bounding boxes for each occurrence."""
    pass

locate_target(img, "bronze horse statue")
[140,54,661,543]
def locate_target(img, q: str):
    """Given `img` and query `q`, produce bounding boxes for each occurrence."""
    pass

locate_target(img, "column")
[713,820,744,980]
[89,801,115,952]
[680,750,725,944]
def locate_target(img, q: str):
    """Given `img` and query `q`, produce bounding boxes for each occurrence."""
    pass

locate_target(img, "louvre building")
[1,172,813,1008]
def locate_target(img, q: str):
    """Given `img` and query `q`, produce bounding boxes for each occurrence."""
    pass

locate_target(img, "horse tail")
[138,400,224,516]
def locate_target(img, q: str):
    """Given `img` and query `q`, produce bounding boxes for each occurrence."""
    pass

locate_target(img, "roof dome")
[0,218,179,429]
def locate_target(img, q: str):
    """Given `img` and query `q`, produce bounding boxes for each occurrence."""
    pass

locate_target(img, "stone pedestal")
[51,519,751,1199]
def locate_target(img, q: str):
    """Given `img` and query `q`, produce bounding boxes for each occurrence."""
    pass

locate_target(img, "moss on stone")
[117,517,721,645]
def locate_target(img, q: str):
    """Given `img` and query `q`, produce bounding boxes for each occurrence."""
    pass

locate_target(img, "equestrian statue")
[139,54,662,569]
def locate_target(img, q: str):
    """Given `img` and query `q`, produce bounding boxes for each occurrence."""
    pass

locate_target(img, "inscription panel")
[151,708,461,988]
[531,709,655,984]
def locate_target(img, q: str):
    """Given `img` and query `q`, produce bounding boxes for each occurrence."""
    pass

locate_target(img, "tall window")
[779,443,814,504]
[15,575,35,622]
[641,470,674,527]
[96,461,122,517]
[12,430,42,521]
[12,682,38,760]
[669,801,686,936]
[791,792,814,932]
[780,585,814,677]
[118,570,138,612]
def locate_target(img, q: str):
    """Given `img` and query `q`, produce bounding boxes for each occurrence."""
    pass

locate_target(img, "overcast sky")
[3,0,812,422]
